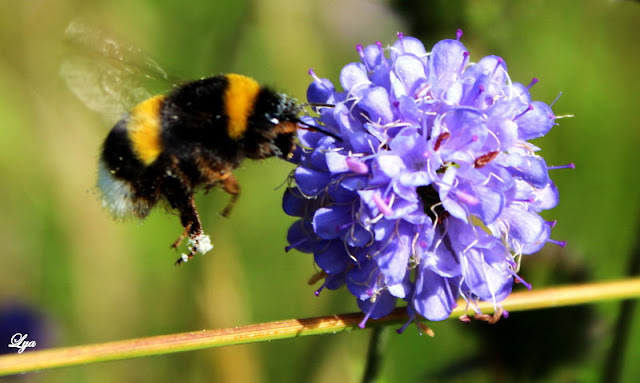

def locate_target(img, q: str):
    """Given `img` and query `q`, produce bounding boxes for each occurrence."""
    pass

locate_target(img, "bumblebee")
[62,22,336,264]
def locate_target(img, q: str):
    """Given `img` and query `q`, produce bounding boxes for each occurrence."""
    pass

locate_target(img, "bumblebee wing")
[60,20,181,120]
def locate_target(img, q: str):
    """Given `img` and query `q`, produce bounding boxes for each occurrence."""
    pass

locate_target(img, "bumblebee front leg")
[220,173,240,217]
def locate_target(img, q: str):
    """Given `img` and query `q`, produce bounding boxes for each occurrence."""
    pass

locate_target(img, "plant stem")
[601,226,640,383]
[361,326,389,383]
[1,278,640,377]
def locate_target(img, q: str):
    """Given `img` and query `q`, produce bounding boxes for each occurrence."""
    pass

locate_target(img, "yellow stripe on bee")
[224,74,261,140]
[127,95,165,165]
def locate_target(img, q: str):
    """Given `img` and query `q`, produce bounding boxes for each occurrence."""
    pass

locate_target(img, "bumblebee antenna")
[296,119,341,141]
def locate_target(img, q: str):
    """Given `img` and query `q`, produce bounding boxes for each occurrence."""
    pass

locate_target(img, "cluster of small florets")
[284,31,567,328]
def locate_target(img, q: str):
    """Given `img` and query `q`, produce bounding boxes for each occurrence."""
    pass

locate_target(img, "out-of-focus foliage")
[0,0,638,382]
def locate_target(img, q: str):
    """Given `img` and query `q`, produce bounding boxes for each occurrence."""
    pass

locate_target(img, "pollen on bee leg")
[188,232,214,255]
[177,232,214,265]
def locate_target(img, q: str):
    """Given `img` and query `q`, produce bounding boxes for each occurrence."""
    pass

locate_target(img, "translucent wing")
[60,20,180,120]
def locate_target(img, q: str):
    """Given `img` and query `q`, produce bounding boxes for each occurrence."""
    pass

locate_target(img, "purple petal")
[428,39,467,90]
[340,62,371,93]
[517,101,555,140]
[374,230,411,285]
[307,78,335,105]
[315,240,349,274]
[499,205,546,246]
[356,290,397,320]
[359,86,394,124]
[391,36,427,58]
[326,152,349,173]
[282,187,306,217]
[362,43,384,69]
[294,167,331,196]
[313,206,351,239]
[286,219,318,253]
[391,54,427,97]
[461,246,513,302]
[414,267,459,321]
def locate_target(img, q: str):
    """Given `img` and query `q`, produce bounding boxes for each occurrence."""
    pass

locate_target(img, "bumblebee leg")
[220,174,240,217]
[170,221,192,250]
[164,160,212,265]
[173,195,211,265]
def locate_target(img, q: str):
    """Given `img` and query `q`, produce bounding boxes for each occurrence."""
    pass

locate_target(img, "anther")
[373,194,393,216]
[346,157,369,174]
[434,132,450,151]
[474,151,499,168]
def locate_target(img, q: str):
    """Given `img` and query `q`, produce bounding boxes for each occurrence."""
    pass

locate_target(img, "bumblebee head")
[242,89,302,160]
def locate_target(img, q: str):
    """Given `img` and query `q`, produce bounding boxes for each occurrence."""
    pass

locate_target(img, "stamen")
[359,296,379,329]
[396,317,414,334]
[314,280,328,296]
[513,104,533,120]
[376,41,388,68]
[526,77,539,90]
[491,58,504,78]
[415,82,432,100]
[356,44,370,71]
[307,68,336,99]
[512,273,532,290]
[550,91,563,107]
[459,52,469,73]
[548,163,575,170]
[548,238,567,247]
[337,220,356,232]
[308,68,321,83]
[456,29,463,41]
[285,237,310,252]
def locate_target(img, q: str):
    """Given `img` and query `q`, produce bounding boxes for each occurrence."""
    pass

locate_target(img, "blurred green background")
[1,0,639,382]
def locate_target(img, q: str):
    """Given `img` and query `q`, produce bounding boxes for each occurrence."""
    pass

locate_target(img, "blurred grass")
[0,0,639,382]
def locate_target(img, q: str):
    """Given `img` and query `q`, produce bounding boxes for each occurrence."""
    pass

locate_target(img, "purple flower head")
[285,33,567,328]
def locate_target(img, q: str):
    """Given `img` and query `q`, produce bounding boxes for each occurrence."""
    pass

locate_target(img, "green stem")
[1,278,640,377]
[601,228,640,383]
[361,326,389,383]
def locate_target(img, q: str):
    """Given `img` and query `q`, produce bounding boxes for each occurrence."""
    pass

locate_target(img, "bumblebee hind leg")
[171,194,212,265]
[220,173,240,217]
[164,158,213,265]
